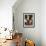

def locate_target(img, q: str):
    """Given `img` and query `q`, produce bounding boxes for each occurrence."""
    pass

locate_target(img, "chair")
[15,33,23,46]
[25,40,35,46]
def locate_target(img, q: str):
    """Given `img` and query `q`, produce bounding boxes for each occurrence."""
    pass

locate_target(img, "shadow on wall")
[12,0,41,46]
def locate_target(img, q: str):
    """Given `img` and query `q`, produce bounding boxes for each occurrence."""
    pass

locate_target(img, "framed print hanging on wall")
[23,13,35,28]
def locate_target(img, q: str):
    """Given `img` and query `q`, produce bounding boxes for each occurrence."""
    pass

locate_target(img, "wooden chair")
[25,40,35,46]
[15,33,23,46]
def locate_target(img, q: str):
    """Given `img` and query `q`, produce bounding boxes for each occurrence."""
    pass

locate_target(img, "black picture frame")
[23,13,35,28]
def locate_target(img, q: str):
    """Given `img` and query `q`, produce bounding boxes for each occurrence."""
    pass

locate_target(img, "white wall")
[0,0,16,30]
[41,0,46,46]
[13,0,41,46]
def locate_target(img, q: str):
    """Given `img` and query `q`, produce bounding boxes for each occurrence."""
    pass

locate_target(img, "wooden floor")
[0,39,16,46]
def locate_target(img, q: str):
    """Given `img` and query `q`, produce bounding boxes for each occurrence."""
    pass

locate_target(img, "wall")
[0,0,17,39]
[0,0,16,30]
[41,0,46,46]
[13,0,41,46]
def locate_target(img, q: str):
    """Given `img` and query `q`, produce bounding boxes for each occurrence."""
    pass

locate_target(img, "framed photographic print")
[23,13,35,28]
